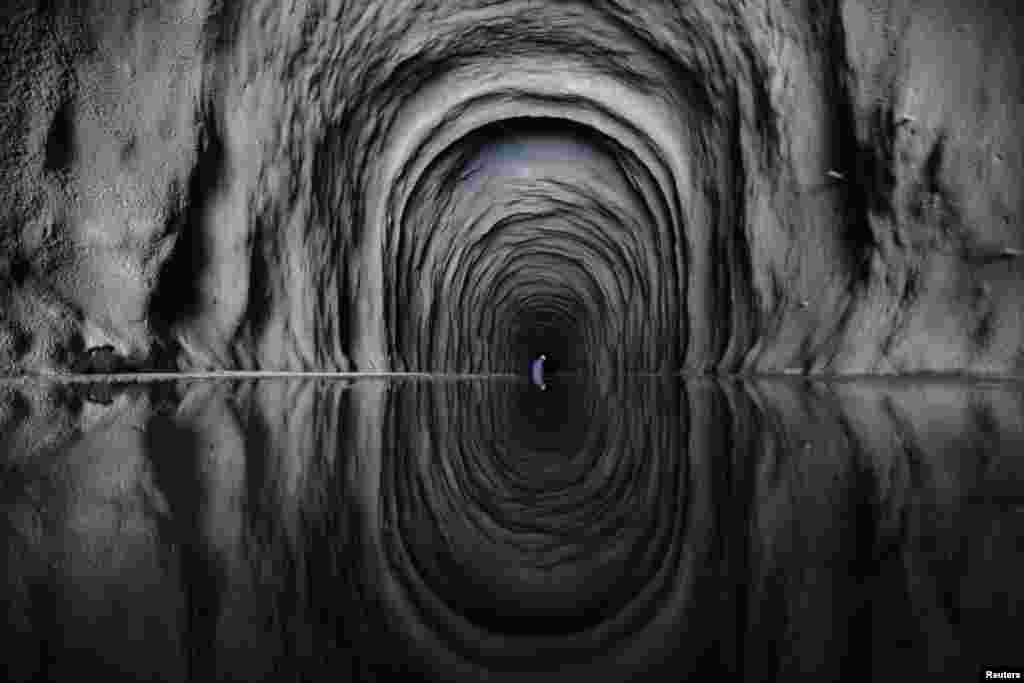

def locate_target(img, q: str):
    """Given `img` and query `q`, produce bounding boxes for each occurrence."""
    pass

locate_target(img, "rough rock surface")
[0,0,1022,374]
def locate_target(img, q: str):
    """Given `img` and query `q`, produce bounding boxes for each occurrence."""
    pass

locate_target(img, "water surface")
[2,375,1022,681]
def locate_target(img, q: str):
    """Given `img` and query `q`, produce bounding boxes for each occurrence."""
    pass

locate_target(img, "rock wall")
[1,0,1021,374]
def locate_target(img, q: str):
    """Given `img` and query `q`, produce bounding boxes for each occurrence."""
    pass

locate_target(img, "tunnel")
[385,116,683,375]
[2,0,1019,377]
[2,2,1024,681]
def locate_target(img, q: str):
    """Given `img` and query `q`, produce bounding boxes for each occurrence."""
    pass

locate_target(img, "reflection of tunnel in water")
[3,377,1023,681]
[384,377,688,644]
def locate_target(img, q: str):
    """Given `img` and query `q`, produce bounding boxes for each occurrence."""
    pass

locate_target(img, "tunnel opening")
[385,115,681,376]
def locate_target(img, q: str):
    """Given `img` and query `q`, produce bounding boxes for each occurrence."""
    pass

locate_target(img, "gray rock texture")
[1,0,1022,374]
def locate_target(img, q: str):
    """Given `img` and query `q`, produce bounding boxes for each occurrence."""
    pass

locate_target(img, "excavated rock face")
[0,0,1022,374]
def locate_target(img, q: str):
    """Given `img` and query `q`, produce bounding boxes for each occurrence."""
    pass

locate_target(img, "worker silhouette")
[530,354,547,390]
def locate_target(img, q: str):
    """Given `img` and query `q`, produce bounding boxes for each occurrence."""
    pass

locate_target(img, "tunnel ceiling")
[0,0,1023,375]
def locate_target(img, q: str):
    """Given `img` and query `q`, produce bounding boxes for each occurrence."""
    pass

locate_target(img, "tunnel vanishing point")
[1,0,1022,377]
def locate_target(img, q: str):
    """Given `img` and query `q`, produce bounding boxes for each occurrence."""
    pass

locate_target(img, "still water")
[1,375,1022,682]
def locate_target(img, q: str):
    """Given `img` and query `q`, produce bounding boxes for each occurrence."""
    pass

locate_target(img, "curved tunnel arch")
[384,114,681,376]
[304,3,763,375]
[371,101,724,375]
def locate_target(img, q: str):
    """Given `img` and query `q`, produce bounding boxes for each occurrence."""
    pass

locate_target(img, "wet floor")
[1,375,1022,682]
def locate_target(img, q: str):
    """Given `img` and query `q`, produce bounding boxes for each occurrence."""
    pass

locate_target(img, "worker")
[530,354,547,390]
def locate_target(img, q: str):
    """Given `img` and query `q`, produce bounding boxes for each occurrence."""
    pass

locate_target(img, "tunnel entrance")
[385,115,681,375]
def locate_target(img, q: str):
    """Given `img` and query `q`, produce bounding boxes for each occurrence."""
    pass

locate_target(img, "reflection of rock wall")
[2,377,1022,680]
[0,1,1022,374]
